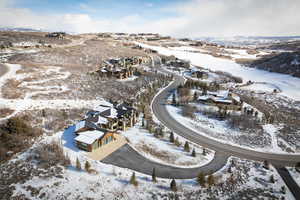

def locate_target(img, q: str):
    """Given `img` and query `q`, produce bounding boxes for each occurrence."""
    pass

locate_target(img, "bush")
[174,137,181,147]
[85,161,91,172]
[34,140,71,168]
[207,174,215,186]
[197,172,206,187]
[76,158,81,170]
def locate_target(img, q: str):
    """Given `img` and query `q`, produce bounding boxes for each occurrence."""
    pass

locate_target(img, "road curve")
[102,144,228,179]
[152,75,300,167]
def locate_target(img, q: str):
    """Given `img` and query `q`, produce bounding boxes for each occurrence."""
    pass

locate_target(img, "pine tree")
[191,148,196,157]
[184,141,190,152]
[76,158,81,170]
[197,172,206,187]
[270,175,275,183]
[130,172,138,186]
[193,91,198,101]
[152,168,157,183]
[263,160,270,170]
[142,117,145,127]
[172,93,177,105]
[169,132,175,143]
[207,174,215,186]
[202,148,207,156]
[85,160,91,172]
[170,179,177,192]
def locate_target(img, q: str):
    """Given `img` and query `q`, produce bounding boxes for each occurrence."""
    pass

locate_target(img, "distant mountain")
[0,27,43,32]
[195,36,300,47]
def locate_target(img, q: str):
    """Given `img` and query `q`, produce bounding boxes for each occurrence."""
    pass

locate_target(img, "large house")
[74,121,116,152]
[198,90,242,107]
[86,102,138,131]
[72,101,138,152]
[96,57,150,79]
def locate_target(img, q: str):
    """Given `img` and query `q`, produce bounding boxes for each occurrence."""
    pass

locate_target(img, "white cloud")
[0,0,299,37]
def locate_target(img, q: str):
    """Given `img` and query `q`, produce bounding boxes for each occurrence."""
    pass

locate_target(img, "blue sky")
[16,0,180,20]
[1,0,300,37]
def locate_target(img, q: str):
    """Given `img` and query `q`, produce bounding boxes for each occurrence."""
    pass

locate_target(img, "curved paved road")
[152,75,300,167]
[102,144,228,179]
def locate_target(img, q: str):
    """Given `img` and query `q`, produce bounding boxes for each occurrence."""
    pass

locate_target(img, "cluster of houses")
[198,90,242,107]
[162,55,190,69]
[73,102,138,152]
[45,32,66,39]
[96,56,151,79]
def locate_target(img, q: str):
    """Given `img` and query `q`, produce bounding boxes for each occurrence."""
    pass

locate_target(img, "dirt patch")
[1,79,23,99]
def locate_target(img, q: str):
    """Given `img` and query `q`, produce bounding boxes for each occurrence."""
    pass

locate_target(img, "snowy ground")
[138,43,300,101]
[166,104,295,154]
[287,167,300,187]
[240,82,281,94]
[123,117,214,168]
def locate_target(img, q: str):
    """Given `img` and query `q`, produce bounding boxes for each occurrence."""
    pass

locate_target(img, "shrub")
[76,158,81,170]
[174,137,181,147]
[85,161,91,172]
[170,179,177,192]
[207,174,215,186]
[34,140,71,168]
[197,172,206,187]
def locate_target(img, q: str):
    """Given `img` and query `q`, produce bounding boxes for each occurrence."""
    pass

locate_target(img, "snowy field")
[165,104,295,154]
[123,117,214,168]
[138,43,300,101]
[240,82,281,93]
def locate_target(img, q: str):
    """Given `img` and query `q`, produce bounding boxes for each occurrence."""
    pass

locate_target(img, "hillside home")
[198,90,242,107]
[74,128,116,152]
[191,70,209,79]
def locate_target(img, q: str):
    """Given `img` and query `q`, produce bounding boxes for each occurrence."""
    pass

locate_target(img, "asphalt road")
[152,75,300,167]
[275,167,300,199]
[102,144,229,179]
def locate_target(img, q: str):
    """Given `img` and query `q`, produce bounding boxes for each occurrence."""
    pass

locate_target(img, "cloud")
[0,0,299,37]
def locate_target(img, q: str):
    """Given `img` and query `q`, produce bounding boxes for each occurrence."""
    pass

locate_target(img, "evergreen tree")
[193,91,198,101]
[142,117,145,127]
[270,175,275,183]
[207,174,215,186]
[85,160,91,172]
[169,132,175,143]
[263,160,270,170]
[76,158,81,170]
[170,179,177,192]
[130,172,138,186]
[184,141,190,152]
[172,93,177,105]
[202,148,207,156]
[197,172,206,187]
[191,148,196,157]
[152,168,157,183]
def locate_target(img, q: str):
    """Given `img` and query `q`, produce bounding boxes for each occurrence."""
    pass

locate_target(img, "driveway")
[102,144,229,179]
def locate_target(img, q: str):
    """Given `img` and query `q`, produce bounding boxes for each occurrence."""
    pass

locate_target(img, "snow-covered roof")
[213,97,232,104]
[75,130,105,144]
[207,90,229,99]
[97,116,108,124]
[75,120,86,132]
[231,94,241,102]
[198,95,211,101]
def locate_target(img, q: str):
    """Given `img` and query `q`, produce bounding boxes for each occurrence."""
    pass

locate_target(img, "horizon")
[1,0,300,37]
